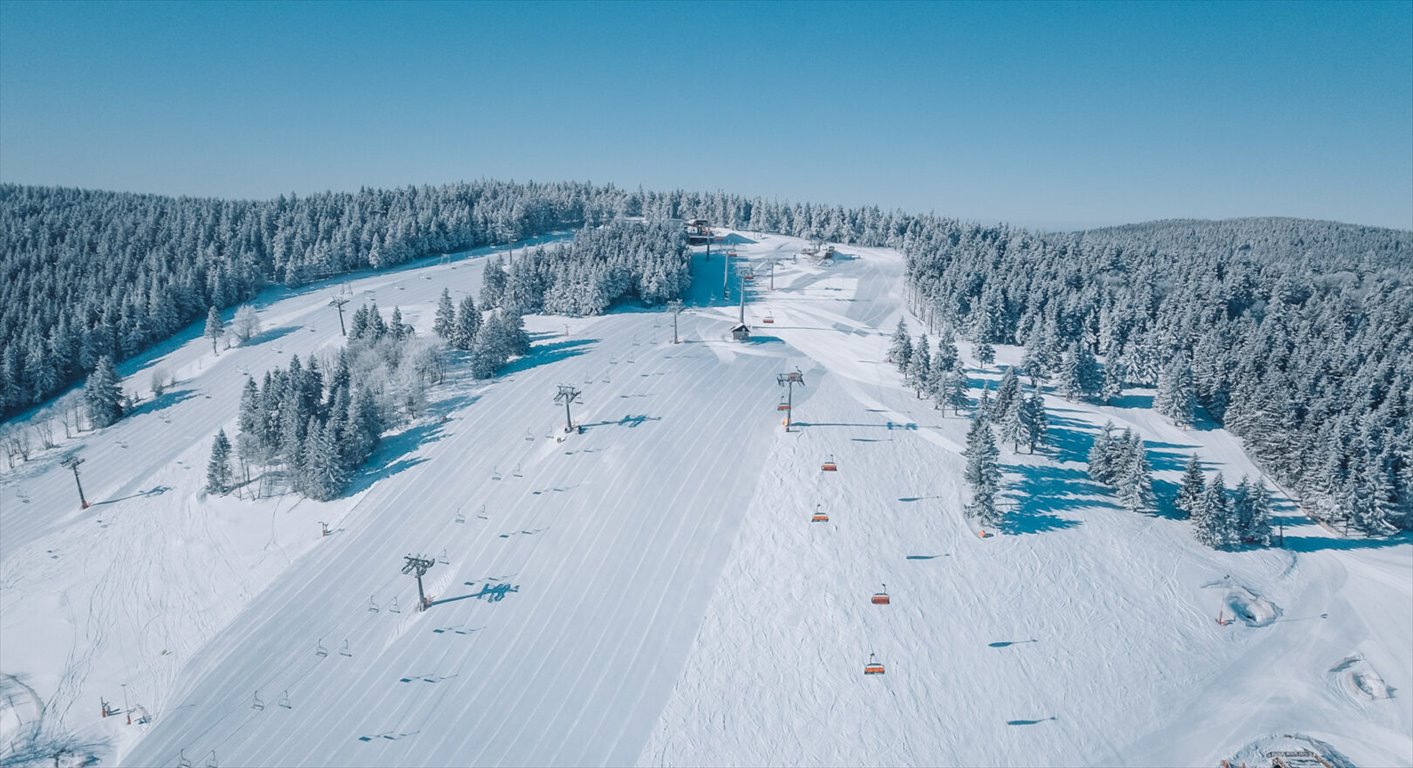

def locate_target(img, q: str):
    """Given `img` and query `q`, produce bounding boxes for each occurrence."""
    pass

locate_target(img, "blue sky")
[2,1,1410,230]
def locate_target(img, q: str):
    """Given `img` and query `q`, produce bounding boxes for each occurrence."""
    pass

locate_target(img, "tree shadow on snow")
[342,420,447,496]
[999,463,1101,534]
[499,338,595,377]
[125,388,199,419]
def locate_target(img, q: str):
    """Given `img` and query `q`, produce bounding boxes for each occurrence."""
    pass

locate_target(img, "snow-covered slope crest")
[2,232,1409,768]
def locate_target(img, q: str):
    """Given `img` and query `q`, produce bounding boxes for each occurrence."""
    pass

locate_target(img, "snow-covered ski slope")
[2,233,1410,768]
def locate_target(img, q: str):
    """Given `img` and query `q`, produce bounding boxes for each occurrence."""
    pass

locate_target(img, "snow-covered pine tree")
[454,295,480,351]
[1194,472,1234,549]
[945,358,969,415]
[907,334,931,397]
[470,320,507,379]
[1156,357,1196,429]
[975,340,996,370]
[994,367,1020,423]
[206,428,233,494]
[1101,357,1125,404]
[1000,391,1025,452]
[1175,454,1205,519]
[349,304,371,340]
[299,417,347,501]
[1088,421,1116,485]
[84,355,124,428]
[935,327,959,372]
[1244,480,1272,546]
[1024,388,1047,453]
[889,319,912,373]
[1059,341,1100,401]
[480,254,507,308]
[204,306,225,354]
[1118,441,1155,514]
[963,410,1002,526]
[433,289,455,340]
[389,307,407,342]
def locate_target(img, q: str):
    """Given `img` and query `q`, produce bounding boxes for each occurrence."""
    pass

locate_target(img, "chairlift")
[871,584,891,605]
[864,653,885,675]
[762,314,775,324]
[251,691,264,710]
[368,595,380,613]
[811,504,830,523]
[278,690,292,709]
[339,638,352,657]
[821,455,838,472]
[776,398,791,412]
[315,638,329,657]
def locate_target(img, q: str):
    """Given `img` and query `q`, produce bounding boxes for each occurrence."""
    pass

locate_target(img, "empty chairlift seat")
[762,314,775,324]
[811,504,830,523]
[821,455,838,472]
[864,653,885,675]
[777,399,791,412]
[871,584,890,605]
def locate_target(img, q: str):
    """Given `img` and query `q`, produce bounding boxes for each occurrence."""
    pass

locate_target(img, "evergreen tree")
[1156,358,1196,429]
[453,295,480,351]
[889,319,912,373]
[342,386,381,469]
[470,320,507,379]
[1118,441,1155,514]
[84,355,124,428]
[975,340,996,370]
[349,304,371,340]
[1101,358,1126,404]
[1194,472,1234,549]
[433,288,456,340]
[1175,454,1206,519]
[1244,480,1273,546]
[480,254,508,308]
[299,417,348,501]
[1060,341,1100,401]
[993,367,1021,423]
[1023,389,1048,453]
[390,306,408,342]
[206,429,233,494]
[1088,421,1117,485]
[935,327,959,372]
[368,301,388,341]
[907,334,931,397]
[945,358,970,415]
[964,410,1002,526]
[204,306,225,354]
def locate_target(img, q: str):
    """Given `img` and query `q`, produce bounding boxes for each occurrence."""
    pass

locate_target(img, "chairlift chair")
[776,398,791,412]
[871,584,891,605]
[821,455,838,472]
[762,314,775,324]
[864,653,885,675]
[811,504,830,523]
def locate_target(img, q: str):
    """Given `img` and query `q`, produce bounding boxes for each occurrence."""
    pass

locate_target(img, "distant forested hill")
[0,182,910,417]
[903,216,1413,532]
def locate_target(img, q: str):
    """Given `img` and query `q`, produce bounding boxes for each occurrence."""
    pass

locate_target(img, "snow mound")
[1225,585,1280,627]
[1226,733,1356,768]
[1329,654,1395,703]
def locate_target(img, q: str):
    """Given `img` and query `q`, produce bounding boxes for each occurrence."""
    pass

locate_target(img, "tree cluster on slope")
[904,217,1413,533]
[475,221,692,317]
[1184,467,1273,549]
[220,303,445,500]
[1087,421,1155,515]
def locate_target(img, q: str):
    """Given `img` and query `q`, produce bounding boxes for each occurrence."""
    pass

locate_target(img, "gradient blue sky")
[2,1,1410,229]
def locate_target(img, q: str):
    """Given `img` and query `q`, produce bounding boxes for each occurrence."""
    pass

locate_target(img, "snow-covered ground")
[2,234,1409,767]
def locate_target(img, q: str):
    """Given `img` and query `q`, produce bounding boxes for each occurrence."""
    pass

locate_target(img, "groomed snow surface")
[2,234,1410,767]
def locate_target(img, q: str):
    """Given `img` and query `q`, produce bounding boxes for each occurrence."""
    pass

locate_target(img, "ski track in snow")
[1,234,1409,768]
